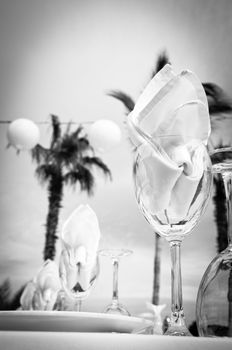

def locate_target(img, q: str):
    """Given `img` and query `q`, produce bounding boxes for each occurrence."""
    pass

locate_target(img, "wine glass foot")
[164,313,192,336]
[104,302,131,316]
[165,325,192,336]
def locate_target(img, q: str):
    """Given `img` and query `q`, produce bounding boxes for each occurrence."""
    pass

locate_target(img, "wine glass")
[133,137,212,336]
[58,248,100,311]
[99,248,133,316]
[196,147,232,337]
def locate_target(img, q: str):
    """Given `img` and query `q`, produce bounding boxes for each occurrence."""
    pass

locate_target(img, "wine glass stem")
[222,172,232,247]
[170,241,184,320]
[75,299,82,312]
[112,259,119,304]
[222,172,232,336]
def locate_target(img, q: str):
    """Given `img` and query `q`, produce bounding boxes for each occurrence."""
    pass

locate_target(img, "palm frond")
[70,125,84,139]
[62,124,91,156]
[58,133,91,166]
[82,156,112,180]
[65,121,72,135]
[107,52,170,114]
[35,164,57,184]
[31,144,50,164]
[63,171,80,186]
[151,51,170,78]
[64,166,95,194]
[76,137,91,153]
[203,83,232,115]
[78,168,95,194]
[59,134,79,162]
[50,115,62,148]
[106,90,135,113]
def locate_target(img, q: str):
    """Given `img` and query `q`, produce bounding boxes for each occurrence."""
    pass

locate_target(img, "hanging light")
[88,119,121,153]
[7,118,40,151]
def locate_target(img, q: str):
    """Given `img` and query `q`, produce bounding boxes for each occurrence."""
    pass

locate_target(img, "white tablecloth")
[0,331,231,350]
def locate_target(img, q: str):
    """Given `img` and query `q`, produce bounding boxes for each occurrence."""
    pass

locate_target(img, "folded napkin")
[129,64,211,221]
[128,64,210,146]
[20,281,37,310]
[20,260,61,310]
[60,204,101,292]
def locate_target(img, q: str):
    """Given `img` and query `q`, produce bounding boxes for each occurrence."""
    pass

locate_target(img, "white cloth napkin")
[128,64,210,146]
[20,260,61,310]
[129,64,211,220]
[61,204,101,291]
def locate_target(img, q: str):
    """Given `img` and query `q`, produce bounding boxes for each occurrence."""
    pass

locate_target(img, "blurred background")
[0,0,232,324]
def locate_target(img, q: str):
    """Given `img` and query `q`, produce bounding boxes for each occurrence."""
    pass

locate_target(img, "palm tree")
[107,52,232,306]
[31,115,111,261]
[213,173,228,252]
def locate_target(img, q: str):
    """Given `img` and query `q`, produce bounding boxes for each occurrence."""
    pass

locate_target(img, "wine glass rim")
[98,248,133,257]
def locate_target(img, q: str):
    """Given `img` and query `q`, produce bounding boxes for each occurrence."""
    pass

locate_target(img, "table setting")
[1,64,232,349]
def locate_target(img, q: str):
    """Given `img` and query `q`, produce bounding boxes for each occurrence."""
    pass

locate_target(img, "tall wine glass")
[99,249,133,316]
[133,137,212,336]
[58,248,100,311]
[196,147,232,337]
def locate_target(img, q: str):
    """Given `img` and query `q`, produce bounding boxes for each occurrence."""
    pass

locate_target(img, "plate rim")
[0,310,149,321]
[0,310,153,333]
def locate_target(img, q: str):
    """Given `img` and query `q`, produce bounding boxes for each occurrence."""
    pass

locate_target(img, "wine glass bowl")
[196,146,232,337]
[133,138,212,335]
[58,248,100,311]
[133,141,212,242]
[196,249,232,337]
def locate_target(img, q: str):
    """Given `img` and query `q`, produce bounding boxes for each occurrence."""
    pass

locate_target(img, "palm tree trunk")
[44,172,63,261]
[152,232,161,305]
[213,176,228,253]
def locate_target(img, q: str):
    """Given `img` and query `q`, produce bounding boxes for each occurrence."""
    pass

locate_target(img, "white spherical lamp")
[7,118,40,150]
[88,119,121,153]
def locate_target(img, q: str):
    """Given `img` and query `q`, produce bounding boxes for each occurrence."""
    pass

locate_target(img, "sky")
[0,0,232,322]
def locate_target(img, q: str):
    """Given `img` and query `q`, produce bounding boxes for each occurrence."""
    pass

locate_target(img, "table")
[0,331,232,350]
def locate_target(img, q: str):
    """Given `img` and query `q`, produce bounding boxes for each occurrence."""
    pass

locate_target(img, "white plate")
[0,311,152,333]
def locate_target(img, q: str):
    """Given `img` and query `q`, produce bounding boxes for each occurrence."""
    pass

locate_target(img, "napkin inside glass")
[129,64,211,220]
[61,204,101,291]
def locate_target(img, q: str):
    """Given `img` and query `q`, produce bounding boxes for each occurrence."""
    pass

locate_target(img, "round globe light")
[88,119,121,153]
[7,118,40,150]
